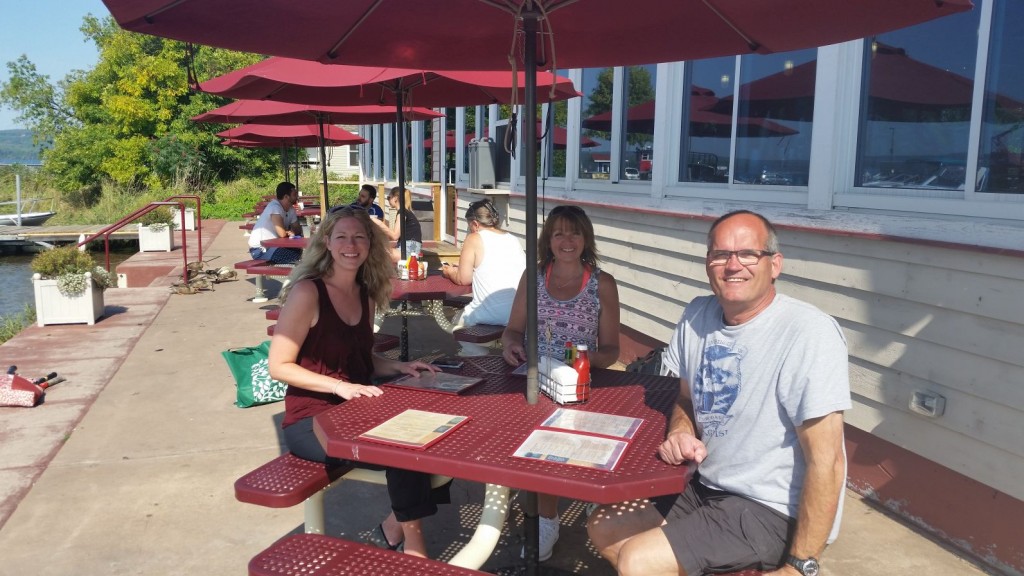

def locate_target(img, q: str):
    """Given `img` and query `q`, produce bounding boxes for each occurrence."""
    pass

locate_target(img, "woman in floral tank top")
[500,204,621,560]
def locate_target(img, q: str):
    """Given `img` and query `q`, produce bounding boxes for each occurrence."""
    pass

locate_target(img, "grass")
[0,304,36,345]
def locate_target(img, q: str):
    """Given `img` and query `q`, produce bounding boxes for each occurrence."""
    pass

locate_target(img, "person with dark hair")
[269,207,449,558]
[382,186,422,263]
[248,181,303,264]
[501,204,620,561]
[442,199,525,352]
[351,183,385,221]
[587,210,851,576]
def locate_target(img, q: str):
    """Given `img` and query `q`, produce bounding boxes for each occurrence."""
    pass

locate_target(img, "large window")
[681,56,736,183]
[978,0,1024,194]
[855,5,981,192]
[620,65,657,181]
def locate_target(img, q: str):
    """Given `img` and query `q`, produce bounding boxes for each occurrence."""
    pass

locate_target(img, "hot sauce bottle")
[573,344,591,402]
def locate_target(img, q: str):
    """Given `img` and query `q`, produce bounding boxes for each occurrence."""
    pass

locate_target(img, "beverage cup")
[397,261,409,280]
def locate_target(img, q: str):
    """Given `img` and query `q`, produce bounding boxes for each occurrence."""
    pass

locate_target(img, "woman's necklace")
[550,267,582,289]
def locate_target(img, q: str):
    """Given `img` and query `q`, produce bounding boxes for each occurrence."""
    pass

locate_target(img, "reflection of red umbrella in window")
[583,97,797,138]
[715,42,1020,122]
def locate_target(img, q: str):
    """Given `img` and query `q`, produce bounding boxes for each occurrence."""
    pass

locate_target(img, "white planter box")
[139,225,173,252]
[174,208,196,231]
[32,273,105,326]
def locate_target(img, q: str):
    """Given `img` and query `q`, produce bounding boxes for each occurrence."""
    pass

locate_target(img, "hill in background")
[0,129,44,165]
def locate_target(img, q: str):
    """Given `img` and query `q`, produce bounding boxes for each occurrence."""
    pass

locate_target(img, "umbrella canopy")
[101,0,973,415]
[104,1,971,72]
[193,101,443,125]
[216,123,367,147]
[199,58,580,107]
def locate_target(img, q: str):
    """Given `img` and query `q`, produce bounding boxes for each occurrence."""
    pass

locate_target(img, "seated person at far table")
[268,206,451,558]
[441,199,525,354]
[587,210,851,576]
[501,204,620,561]
[351,183,386,221]
[383,186,422,263]
[247,181,303,264]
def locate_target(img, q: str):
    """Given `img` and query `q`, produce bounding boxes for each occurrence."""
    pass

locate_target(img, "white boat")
[0,198,56,226]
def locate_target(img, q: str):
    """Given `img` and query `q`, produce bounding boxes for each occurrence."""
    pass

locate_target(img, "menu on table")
[358,409,469,450]
[381,371,483,395]
[512,408,645,471]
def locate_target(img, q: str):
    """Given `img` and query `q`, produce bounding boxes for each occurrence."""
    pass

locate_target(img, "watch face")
[803,558,820,576]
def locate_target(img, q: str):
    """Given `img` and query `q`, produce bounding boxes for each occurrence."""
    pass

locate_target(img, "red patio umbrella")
[193,101,443,125]
[200,57,580,267]
[196,101,442,207]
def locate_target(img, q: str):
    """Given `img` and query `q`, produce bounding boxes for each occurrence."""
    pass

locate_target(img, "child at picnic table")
[268,206,450,558]
[501,204,621,561]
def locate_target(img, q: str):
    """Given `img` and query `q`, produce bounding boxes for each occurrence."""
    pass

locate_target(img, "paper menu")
[513,429,628,471]
[512,408,645,471]
[540,408,643,440]
[358,409,469,450]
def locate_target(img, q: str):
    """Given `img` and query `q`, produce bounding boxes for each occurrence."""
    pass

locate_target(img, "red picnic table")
[389,273,471,360]
[314,357,691,568]
[259,236,308,250]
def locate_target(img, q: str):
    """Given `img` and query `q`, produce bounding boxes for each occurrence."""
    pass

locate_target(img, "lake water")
[0,251,133,319]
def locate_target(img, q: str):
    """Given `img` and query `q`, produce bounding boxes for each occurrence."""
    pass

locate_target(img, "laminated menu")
[381,371,483,395]
[358,409,470,450]
[512,408,644,471]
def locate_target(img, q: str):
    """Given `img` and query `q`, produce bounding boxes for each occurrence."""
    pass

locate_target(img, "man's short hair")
[707,210,779,253]
[276,182,296,200]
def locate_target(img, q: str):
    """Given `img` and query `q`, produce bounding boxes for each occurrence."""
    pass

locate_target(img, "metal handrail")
[162,195,203,262]
[76,201,193,282]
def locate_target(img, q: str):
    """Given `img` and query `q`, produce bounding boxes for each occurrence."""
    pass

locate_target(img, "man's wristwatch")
[786,555,820,576]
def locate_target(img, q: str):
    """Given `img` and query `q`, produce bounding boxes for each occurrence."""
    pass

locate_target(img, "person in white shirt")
[248,182,303,264]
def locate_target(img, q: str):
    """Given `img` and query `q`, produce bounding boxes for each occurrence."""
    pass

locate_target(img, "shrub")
[31,245,114,296]
[136,205,175,229]
[0,304,36,345]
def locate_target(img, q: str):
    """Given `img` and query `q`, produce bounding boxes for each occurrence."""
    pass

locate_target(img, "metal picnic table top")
[314,357,691,505]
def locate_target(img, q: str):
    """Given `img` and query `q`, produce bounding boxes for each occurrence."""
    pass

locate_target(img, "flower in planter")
[31,246,114,297]
[136,206,176,231]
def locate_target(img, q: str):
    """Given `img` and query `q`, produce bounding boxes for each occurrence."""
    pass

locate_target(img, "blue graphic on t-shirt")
[695,342,742,438]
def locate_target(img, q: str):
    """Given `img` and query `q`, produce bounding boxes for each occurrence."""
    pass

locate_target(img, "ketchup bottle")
[572,344,591,402]
[408,254,419,280]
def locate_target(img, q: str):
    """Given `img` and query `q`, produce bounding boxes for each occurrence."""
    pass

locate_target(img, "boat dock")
[0,224,139,250]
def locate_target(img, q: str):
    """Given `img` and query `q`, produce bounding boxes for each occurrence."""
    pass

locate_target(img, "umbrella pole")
[318,117,330,214]
[396,92,410,362]
[280,143,289,181]
[523,11,541,576]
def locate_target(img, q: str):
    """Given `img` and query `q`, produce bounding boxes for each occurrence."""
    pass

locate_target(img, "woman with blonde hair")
[269,206,449,558]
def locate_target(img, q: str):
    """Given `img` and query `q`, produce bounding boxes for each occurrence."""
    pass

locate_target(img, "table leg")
[447,484,511,570]
[253,275,268,304]
[427,299,453,332]
[400,300,409,361]
[524,491,540,575]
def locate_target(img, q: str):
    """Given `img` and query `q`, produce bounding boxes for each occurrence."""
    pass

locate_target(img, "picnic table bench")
[234,259,293,303]
[248,533,488,576]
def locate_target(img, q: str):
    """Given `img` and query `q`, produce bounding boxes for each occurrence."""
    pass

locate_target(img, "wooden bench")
[248,533,488,576]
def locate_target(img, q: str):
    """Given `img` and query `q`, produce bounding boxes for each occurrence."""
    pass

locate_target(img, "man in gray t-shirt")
[588,210,851,576]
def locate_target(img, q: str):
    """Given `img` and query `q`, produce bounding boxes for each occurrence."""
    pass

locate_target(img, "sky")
[0,0,108,130]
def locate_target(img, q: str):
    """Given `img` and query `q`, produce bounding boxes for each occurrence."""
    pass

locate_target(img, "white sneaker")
[520,515,560,562]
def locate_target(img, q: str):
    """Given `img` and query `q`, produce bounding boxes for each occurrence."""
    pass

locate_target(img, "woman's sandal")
[366,523,404,552]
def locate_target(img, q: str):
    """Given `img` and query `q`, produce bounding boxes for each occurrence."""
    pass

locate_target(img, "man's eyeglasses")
[706,249,776,266]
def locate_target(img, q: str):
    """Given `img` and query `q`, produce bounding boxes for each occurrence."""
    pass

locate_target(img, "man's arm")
[657,378,706,465]
[769,411,846,575]
[269,213,292,238]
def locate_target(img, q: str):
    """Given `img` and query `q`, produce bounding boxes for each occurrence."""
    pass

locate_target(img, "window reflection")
[855,7,980,191]
[978,0,1024,194]
[733,49,816,186]
[540,100,570,178]
[579,67,613,180]
[621,65,657,181]
[681,56,736,182]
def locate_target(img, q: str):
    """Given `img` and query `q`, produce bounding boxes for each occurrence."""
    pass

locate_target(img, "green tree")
[0,14,270,197]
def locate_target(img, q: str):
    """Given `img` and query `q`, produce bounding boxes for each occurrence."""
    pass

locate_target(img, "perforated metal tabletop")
[314,357,691,504]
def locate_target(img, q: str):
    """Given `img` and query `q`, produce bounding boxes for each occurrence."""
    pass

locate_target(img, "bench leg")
[253,275,269,304]
[303,490,326,534]
[447,484,511,570]
[426,300,453,332]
